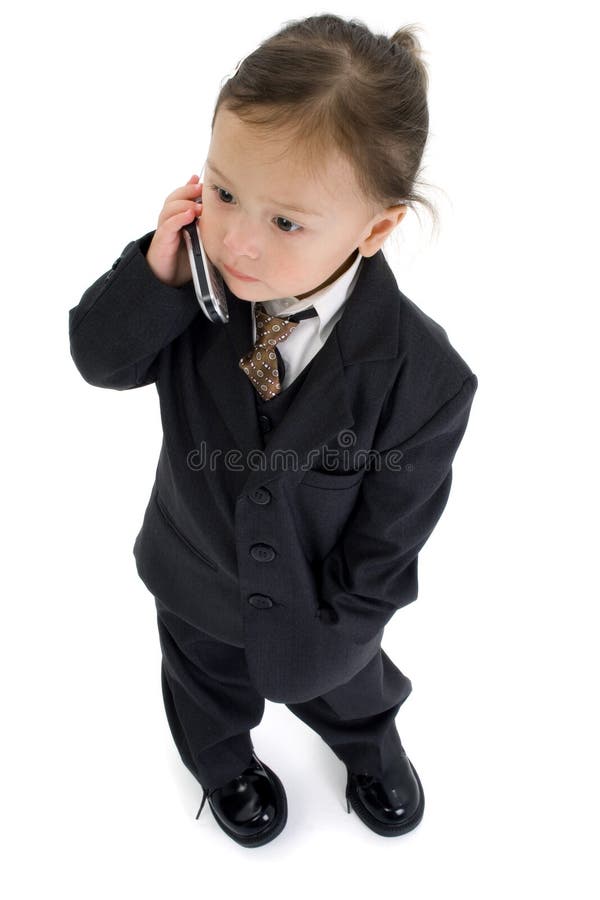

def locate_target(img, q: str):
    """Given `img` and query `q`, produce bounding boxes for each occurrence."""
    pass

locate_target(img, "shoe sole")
[345,759,425,837]
[208,761,288,848]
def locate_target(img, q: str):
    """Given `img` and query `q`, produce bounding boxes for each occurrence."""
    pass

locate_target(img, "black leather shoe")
[345,751,424,837]
[195,750,287,847]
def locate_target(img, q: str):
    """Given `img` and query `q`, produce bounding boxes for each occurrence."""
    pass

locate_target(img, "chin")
[223,279,256,298]
[225,283,265,303]
[221,276,266,301]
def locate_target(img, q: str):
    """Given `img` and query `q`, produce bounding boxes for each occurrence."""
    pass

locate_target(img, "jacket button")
[258,415,271,433]
[250,543,276,562]
[247,594,273,609]
[250,487,271,505]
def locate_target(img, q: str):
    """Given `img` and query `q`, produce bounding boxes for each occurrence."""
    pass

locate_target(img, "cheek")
[197,211,219,251]
[270,254,303,284]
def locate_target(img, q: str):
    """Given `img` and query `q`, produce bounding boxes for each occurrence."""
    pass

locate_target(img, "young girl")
[69,14,478,848]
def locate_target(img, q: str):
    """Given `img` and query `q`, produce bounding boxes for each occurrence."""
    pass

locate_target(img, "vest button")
[250,487,271,505]
[247,594,273,609]
[250,543,276,562]
[258,414,272,433]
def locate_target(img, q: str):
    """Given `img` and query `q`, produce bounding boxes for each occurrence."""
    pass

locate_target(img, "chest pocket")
[293,467,365,560]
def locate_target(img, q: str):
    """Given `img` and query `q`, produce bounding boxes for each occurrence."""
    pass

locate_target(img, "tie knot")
[238,303,318,401]
[238,304,299,400]
[254,305,300,346]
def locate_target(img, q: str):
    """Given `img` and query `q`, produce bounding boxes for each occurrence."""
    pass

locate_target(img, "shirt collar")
[259,250,364,341]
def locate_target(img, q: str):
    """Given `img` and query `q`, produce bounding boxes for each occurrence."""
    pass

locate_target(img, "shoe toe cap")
[210,770,279,837]
[375,780,421,823]
[354,760,422,826]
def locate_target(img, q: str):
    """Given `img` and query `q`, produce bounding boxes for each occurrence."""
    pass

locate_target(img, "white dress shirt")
[252,249,364,389]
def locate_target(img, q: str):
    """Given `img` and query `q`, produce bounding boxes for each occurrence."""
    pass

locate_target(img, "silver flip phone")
[181,192,229,324]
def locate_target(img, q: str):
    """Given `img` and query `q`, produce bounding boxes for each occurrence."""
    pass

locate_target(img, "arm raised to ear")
[68,231,199,390]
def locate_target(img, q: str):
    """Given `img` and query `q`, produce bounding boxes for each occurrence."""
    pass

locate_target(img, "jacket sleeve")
[317,372,479,646]
[68,230,200,390]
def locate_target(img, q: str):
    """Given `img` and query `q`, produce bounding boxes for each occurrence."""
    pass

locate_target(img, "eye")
[273,216,302,234]
[209,184,303,234]
[209,184,234,204]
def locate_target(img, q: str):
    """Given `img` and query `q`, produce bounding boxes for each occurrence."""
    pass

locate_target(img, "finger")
[162,197,203,220]
[158,203,202,231]
[165,180,203,203]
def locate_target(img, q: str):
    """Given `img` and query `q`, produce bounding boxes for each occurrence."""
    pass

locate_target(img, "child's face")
[201,107,406,302]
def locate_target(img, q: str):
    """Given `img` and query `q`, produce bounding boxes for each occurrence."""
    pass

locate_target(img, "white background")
[2,0,598,896]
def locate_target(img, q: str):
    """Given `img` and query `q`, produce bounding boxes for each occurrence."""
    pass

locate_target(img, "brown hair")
[210,13,436,244]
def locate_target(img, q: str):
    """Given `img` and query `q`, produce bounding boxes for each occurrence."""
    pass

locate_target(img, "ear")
[358,205,408,257]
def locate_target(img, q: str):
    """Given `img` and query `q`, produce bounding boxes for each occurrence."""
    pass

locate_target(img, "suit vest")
[253,356,315,447]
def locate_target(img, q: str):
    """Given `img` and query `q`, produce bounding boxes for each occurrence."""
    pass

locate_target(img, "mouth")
[223,263,259,282]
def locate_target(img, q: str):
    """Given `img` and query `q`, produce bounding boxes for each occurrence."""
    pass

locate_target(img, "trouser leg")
[285,647,412,791]
[154,596,265,790]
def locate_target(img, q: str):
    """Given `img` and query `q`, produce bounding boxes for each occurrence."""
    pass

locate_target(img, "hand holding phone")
[181,197,229,324]
[146,175,228,324]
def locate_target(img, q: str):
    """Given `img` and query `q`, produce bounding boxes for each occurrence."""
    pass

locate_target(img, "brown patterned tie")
[239,303,318,400]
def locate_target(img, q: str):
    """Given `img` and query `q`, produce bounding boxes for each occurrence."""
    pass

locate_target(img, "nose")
[222,217,259,260]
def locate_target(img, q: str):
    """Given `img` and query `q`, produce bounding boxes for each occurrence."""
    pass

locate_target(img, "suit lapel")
[196,249,401,492]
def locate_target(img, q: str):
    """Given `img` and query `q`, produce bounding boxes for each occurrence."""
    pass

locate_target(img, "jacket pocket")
[155,493,218,571]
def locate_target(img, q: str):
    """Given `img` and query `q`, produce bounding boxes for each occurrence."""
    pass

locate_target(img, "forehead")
[209,107,360,206]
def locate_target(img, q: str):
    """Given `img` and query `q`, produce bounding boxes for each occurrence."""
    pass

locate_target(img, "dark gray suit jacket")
[69,230,478,703]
